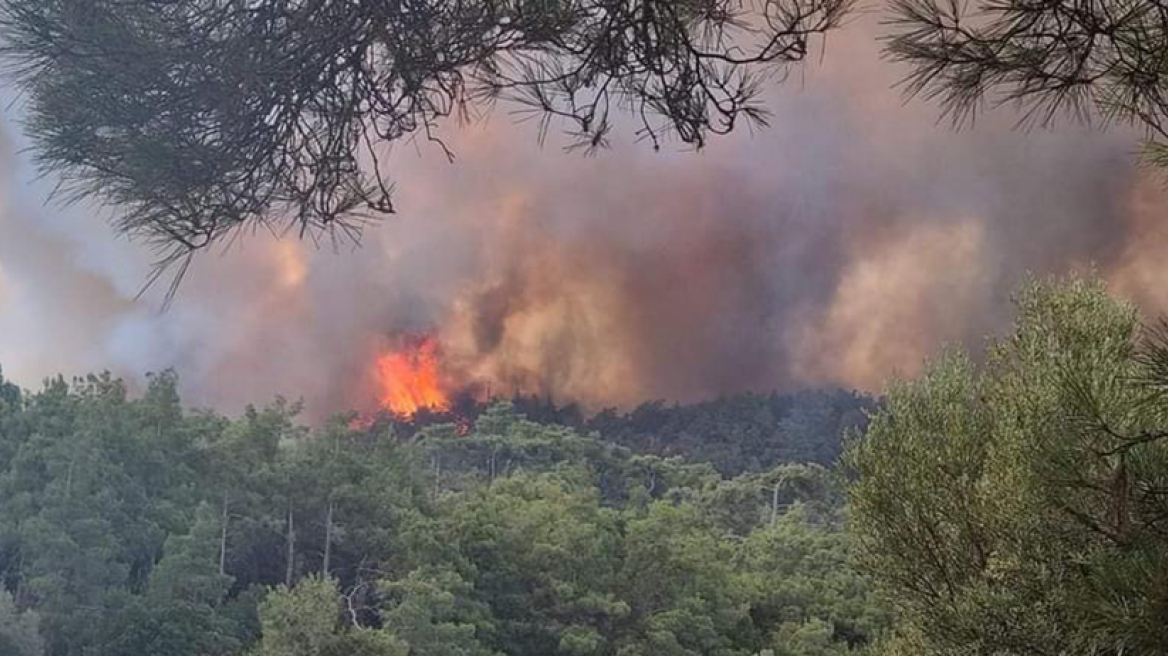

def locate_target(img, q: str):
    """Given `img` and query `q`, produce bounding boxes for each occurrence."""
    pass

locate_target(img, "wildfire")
[374,335,451,417]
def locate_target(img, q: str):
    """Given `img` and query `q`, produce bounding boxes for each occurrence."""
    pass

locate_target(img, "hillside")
[0,369,886,656]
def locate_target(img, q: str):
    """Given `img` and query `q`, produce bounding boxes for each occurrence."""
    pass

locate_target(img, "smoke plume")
[0,16,1164,419]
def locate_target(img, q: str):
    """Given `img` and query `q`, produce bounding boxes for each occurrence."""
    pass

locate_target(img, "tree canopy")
[0,376,885,656]
[847,276,1168,655]
[4,0,1167,282]
[886,0,1168,150]
[8,277,1168,653]
[0,0,848,272]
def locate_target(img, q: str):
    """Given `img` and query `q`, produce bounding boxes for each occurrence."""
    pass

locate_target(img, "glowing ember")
[375,335,450,417]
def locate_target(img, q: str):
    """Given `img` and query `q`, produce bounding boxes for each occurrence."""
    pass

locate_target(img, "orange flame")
[375,335,450,417]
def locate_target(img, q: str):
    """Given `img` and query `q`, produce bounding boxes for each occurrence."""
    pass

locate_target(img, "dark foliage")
[885,0,1168,156]
[0,370,884,656]
[584,389,875,474]
[0,0,849,280]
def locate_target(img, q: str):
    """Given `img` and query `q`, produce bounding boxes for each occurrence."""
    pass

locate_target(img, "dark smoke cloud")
[0,16,1163,419]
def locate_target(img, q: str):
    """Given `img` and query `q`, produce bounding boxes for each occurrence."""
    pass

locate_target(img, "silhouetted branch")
[885,0,1168,137]
[0,0,851,287]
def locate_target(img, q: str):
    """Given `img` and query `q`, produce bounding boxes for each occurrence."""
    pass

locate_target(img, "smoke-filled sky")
[0,15,1165,419]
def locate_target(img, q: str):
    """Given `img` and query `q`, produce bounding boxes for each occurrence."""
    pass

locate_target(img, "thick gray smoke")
[0,17,1163,419]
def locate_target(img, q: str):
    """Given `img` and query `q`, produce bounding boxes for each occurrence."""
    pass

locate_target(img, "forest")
[4,276,1168,655]
[2,0,1168,650]
[0,367,885,656]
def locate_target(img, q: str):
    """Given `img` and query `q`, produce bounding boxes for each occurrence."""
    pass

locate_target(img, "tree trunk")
[14,552,25,606]
[771,481,782,526]
[1113,455,1131,543]
[285,502,295,586]
[323,499,334,578]
[65,454,77,499]
[219,491,230,576]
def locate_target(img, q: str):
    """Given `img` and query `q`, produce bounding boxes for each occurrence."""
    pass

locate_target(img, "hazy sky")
[0,15,1164,419]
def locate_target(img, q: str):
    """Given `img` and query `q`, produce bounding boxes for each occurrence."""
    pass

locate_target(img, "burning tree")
[374,335,451,418]
[0,0,849,285]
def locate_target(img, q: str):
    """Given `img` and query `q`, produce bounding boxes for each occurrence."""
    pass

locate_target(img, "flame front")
[375,336,450,417]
